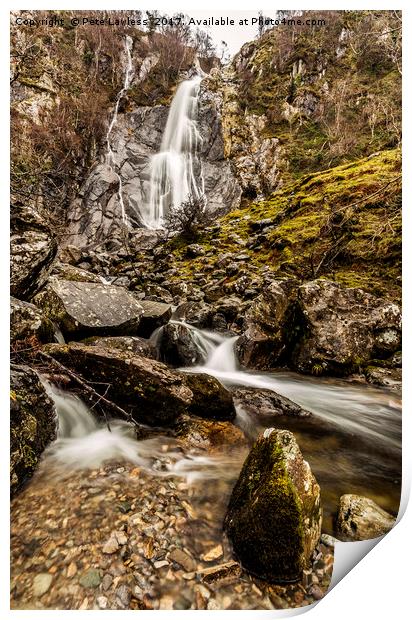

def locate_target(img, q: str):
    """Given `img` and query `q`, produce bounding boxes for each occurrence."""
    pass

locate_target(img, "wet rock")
[364,366,402,392]
[336,494,396,541]
[44,343,192,426]
[79,568,101,588]
[172,303,212,329]
[34,278,144,338]
[10,297,55,344]
[158,322,203,366]
[137,300,172,338]
[11,202,57,300]
[224,429,322,583]
[233,387,311,421]
[175,415,247,451]
[84,335,156,359]
[33,573,53,596]
[293,280,402,375]
[183,373,236,421]
[236,279,299,369]
[10,365,57,495]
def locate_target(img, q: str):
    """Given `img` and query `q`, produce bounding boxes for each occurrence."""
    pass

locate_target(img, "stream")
[41,322,401,538]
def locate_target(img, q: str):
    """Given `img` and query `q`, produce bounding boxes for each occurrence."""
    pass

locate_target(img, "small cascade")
[42,381,146,470]
[105,35,134,224]
[142,77,205,229]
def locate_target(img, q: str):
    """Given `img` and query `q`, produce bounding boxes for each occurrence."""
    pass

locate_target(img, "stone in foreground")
[336,494,396,541]
[34,278,143,338]
[10,365,57,495]
[224,429,321,583]
[10,297,55,344]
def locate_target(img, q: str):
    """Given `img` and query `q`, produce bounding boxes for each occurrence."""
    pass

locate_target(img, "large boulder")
[10,365,57,495]
[137,300,172,338]
[224,429,322,583]
[10,203,57,300]
[34,278,144,339]
[10,297,55,344]
[336,494,396,541]
[236,279,299,370]
[43,343,236,426]
[157,322,204,366]
[293,280,402,375]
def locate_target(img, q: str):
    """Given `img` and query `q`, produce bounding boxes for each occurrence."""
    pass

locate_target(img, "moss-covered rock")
[11,297,55,345]
[224,429,321,583]
[10,364,57,495]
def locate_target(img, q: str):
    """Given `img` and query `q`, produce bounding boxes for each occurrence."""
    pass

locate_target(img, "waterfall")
[141,77,204,229]
[105,35,134,224]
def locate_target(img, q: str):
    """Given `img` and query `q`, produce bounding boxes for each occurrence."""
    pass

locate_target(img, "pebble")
[67,562,77,578]
[200,544,223,562]
[116,585,131,607]
[33,573,53,597]
[97,596,108,609]
[168,548,196,572]
[102,574,113,591]
[102,538,119,554]
[153,560,169,569]
[79,568,101,588]
[310,585,324,601]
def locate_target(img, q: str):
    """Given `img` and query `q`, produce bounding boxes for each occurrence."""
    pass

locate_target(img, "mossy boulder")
[224,428,322,583]
[43,342,192,426]
[10,364,57,495]
[292,279,401,375]
[236,279,299,369]
[336,494,396,541]
[183,372,236,421]
[83,335,156,359]
[43,343,235,426]
[10,203,57,300]
[11,297,55,344]
[34,278,144,339]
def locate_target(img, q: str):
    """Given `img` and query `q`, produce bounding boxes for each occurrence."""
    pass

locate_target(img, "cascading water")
[105,35,134,224]
[141,76,204,229]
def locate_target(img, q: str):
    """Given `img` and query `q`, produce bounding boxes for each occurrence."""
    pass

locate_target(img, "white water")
[176,324,401,450]
[105,35,134,224]
[141,77,204,229]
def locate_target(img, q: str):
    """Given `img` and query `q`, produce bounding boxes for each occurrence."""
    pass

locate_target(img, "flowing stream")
[141,76,204,229]
[41,321,401,535]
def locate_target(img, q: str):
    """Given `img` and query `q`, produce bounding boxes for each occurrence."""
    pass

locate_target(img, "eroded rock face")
[11,297,55,344]
[336,494,396,541]
[236,279,299,369]
[293,280,402,375]
[10,364,57,495]
[34,278,143,338]
[224,429,321,583]
[10,203,57,300]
